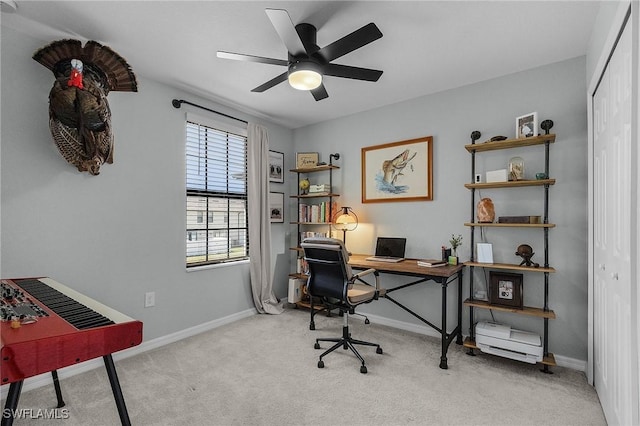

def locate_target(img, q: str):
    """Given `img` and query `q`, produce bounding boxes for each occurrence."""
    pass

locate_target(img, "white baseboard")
[363,312,588,372]
[0,308,257,398]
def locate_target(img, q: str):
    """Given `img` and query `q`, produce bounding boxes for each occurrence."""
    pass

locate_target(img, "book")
[417,259,447,267]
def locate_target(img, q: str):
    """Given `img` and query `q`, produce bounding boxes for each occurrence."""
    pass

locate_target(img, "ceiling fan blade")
[318,22,383,62]
[251,71,288,93]
[311,83,328,101]
[323,63,383,81]
[217,51,288,67]
[265,8,306,56]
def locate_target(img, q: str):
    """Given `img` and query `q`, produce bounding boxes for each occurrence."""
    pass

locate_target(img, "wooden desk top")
[349,254,464,278]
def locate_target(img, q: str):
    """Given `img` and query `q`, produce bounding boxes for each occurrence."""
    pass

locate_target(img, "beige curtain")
[247,123,283,314]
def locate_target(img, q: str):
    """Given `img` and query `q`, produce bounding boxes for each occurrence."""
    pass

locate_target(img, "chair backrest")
[301,237,352,302]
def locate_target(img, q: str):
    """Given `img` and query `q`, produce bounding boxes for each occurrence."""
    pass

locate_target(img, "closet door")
[592,20,633,426]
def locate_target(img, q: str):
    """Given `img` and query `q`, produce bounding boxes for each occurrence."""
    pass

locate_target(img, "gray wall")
[1,23,590,362]
[0,26,294,341]
[293,56,588,362]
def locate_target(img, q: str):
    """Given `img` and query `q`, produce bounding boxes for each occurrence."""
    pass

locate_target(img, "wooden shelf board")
[465,179,556,189]
[464,222,556,228]
[464,262,555,273]
[465,134,556,152]
[288,273,308,279]
[463,336,477,349]
[463,338,557,366]
[295,300,326,312]
[290,247,303,252]
[464,299,556,319]
[290,193,340,199]
[290,165,339,173]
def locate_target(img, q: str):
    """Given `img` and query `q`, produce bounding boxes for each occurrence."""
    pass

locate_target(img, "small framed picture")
[516,112,538,138]
[269,192,284,223]
[489,271,523,309]
[296,152,319,169]
[268,150,284,183]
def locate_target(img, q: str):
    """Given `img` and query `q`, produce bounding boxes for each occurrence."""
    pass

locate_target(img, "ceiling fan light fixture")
[288,60,322,90]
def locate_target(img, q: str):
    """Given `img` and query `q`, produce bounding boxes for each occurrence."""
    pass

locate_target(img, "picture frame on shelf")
[269,192,284,223]
[296,152,319,169]
[268,150,284,183]
[489,271,523,309]
[361,136,433,203]
[516,112,538,138]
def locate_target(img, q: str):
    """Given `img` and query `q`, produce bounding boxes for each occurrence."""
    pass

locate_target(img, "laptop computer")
[366,237,407,262]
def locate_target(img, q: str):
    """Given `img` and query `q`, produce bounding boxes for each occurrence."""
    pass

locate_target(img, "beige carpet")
[3,307,605,425]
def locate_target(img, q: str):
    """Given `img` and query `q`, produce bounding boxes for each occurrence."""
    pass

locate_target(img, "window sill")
[186,258,250,272]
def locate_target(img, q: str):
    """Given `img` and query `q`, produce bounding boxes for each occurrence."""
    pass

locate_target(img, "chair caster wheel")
[318,360,324,368]
[309,323,315,331]
[360,365,367,374]
[376,347,383,354]
[365,318,370,324]
[314,342,320,349]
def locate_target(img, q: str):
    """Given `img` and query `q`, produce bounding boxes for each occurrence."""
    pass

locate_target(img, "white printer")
[475,321,543,364]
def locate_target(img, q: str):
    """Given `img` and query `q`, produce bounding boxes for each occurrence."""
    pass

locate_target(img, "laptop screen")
[374,237,407,258]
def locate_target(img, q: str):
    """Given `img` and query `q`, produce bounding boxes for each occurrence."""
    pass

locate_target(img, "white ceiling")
[2,1,601,129]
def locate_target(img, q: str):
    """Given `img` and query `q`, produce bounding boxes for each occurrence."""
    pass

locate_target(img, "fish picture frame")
[361,136,433,203]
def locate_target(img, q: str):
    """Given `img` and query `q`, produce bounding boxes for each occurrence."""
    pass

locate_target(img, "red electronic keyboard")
[1,277,143,426]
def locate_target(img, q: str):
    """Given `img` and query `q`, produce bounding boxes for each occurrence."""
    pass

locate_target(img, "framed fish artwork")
[361,136,433,203]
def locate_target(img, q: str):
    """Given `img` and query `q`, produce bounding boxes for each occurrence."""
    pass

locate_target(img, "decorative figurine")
[515,244,539,268]
[33,39,138,175]
[299,178,310,195]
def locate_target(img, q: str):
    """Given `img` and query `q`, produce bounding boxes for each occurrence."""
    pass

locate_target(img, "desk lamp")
[333,207,358,245]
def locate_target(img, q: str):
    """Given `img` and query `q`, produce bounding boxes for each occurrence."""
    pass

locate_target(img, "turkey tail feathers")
[33,39,83,71]
[33,39,137,92]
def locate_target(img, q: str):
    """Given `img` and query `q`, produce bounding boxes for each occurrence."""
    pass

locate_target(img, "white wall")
[294,56,589,361]
[0,26,294,341]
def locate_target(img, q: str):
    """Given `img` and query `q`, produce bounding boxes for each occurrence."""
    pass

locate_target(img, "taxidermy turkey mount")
[33,39,137,175]
[217,8,383,101]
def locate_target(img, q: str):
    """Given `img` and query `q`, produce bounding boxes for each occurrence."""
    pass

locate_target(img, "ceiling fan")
[217,8,383,101]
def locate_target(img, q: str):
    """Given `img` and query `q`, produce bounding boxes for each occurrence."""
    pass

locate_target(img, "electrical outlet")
[144,292,155,308]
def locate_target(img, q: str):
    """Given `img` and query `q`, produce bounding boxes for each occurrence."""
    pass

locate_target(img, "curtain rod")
[171,99,248,125]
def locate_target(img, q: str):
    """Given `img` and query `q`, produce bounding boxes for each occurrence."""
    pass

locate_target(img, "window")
[185,115,248,267]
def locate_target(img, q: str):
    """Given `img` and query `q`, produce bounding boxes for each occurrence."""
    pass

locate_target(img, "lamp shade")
[288,60,322,91]
[333,207,358,232]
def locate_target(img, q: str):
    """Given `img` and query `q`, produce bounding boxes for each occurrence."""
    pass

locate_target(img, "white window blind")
[185,116,248,267]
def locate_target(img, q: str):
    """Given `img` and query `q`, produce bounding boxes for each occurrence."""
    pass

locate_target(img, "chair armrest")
[352,268,380,290]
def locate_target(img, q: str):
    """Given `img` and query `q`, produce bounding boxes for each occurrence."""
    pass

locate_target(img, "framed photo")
[361,136,433,203]
[516,112,538,138]
[296,152,319,169]
[489,271,523,309]
[269,192,284,223]
[268,150,284,183]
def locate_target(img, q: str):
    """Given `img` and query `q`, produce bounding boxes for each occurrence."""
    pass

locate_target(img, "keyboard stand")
[1,356,132,426]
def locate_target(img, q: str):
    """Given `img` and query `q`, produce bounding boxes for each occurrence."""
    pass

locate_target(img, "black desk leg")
[103,355,132,426]
[456,270,464,345]
[439,278,448,369]
[1,380,23,426]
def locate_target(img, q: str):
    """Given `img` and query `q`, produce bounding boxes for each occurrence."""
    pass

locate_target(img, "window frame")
[185,113,249,268]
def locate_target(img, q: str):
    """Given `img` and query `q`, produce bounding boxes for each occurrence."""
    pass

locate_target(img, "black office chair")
[301,237,384,373]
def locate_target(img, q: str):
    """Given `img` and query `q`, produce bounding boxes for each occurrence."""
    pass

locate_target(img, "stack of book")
[417,259,447,267]
[299,201,337,223]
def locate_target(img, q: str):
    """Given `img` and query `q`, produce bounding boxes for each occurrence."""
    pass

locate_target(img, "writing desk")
[348,254,464,369]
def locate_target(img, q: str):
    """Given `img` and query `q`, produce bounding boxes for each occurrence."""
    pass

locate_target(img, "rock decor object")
[33,39,138,175]
[515,244,540,268]
[476,197,495,223]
